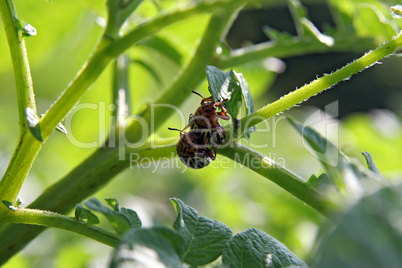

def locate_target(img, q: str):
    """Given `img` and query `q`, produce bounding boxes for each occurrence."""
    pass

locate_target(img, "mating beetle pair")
[169,91,229,169]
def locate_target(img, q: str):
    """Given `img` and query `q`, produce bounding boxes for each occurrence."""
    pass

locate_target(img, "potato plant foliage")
[1,0,402,267]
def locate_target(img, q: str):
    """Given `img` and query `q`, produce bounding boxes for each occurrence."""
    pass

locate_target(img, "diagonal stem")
[0,0,41,207]
[237,31,402,135]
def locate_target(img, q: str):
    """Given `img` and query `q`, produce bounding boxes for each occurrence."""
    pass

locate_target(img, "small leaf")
[288,0,334,46]
[2,200,16,211]
[171,198,232,266]
[287,116,385,195]
[232,70,256,141]
[75,204,100,225]
[110,227,185,268]
[287,0,308,36]
[206,65,236,108]
[120,207,142,229]
[361,152,387,184]
[106,198,120,212]
[85,198,131,234]
[286,116,345,183]
[222,228,308,268]
[262,26,293,42]
[306,173,330,188]
[300,18,334,46]
[56,122,67,134]
[26,107,43,142]
[354,6,398,42]
[206,65,256,141]
[16,196,24,207]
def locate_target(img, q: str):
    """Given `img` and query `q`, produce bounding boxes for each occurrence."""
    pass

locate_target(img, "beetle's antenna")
[192,90,204,98]
[168,127,181,132]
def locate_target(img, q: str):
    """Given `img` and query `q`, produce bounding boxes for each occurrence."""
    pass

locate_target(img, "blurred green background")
[1,0,402,267]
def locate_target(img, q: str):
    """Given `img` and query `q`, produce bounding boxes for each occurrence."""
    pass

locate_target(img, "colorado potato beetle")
[169,90,230,169]
[189,90,229,129]
[168,127,215,169]
[188,91,229,148]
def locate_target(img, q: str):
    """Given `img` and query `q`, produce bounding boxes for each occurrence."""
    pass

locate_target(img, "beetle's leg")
[217,113,230,120]
[211,143,217,160]
[214,100,229,120]
[180,123,191,134]
[207,147,216,161]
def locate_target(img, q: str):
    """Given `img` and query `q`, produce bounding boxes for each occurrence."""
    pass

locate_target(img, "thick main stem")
[0,0,40,206]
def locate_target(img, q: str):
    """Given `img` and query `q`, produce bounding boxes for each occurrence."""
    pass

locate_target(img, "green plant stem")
[0,0,36,128]
[2,208,119,247]
[0,138,177,264]
[216,36,377,69]
[0,0,42,207]
[39,0,247,141]
[219,143,339,216]
[0,0,243,215]
[238,30,402,134]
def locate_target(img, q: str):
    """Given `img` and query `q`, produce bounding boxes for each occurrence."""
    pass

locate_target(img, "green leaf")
[206,65,256,141]
[139,36,182,65]
[110,227,185,268]
[120,207,142,229]
[206,65,234,104]
[75,204,100,225]
[84,198,131,234]
[55,122,67,135]
[286,116,387,194]
[171,198,232,266]
[286,116,346,185]
[306,173,330,189]
[222,228,308,268]
[315,185,402,268]
[15,196,24,207]
[26,107,43,142]
[287,0,308,36]
[361,152,387,184]
[288,0,334,46]
[262,26,293,42]
[85,198,141,232]
[105,198,120,212]
[354,5,398,42]
[300,18,334,46]
[2,200,16,211]
[232,70,256,141]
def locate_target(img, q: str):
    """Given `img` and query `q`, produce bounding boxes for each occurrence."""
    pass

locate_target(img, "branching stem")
[2,207,119,247]
[238,31,402,133]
